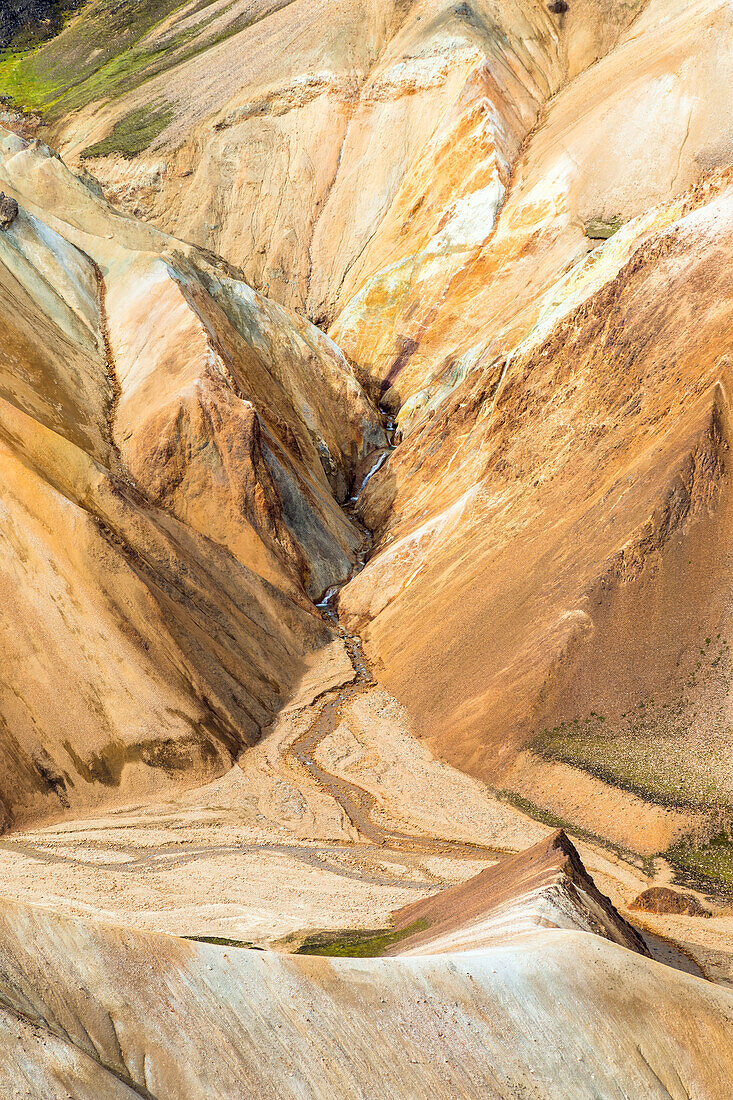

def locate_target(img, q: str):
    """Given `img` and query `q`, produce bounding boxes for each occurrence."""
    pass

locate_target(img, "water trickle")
[346,450,390,506]
[317,402,398,620]
[298,403,504,859]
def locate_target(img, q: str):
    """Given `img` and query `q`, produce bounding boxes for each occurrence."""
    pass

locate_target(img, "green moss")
[294,919,429,958]
[531,633,733,813]
[184,935,264,949]
[80,99,173,158]
[496,788,572,832]
[0,0,272,120]
[0,49,60,110]
[584,214,624,240]
[533,727,727,811]
[53,44,170,111]
[0,0,199,112]
[666,829,733,895]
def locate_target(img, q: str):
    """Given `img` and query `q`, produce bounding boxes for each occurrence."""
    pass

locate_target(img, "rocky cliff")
[387,829,653,955]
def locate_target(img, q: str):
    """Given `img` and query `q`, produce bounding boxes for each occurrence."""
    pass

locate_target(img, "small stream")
[293,407,506,862]
[316,406,396,627]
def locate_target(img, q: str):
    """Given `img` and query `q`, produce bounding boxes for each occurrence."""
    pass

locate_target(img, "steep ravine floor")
[282,404,731,980]
[292,416,506,864]
[0,124,389,828]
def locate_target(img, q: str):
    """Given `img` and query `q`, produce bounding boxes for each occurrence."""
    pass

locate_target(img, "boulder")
[630,887,712,918]
[0,192,18,228]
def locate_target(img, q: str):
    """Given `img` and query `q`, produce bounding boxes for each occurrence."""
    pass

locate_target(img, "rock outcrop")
[387,828,651,955]
[630,887,712,918]
[0,191,17,227]
[0,0,80,48]
[0,126,383,829]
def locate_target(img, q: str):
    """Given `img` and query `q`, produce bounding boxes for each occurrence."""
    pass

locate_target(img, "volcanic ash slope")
[0,126,384,829]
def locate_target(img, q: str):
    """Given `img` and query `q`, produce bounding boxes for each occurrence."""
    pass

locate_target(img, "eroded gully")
[289,415,711,978]
[290,410,506,863]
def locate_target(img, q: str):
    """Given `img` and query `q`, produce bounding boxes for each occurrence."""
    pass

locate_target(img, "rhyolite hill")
[1,1,733,1096]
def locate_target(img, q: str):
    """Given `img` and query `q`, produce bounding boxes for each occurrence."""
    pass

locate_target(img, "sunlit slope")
[340,167,733,880]
[0,854,730,1098]
[0,0,648,319]
[0,127,382,828]
[332,0,733,410]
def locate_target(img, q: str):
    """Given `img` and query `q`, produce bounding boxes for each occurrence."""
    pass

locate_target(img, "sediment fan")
[0,0,732,1095]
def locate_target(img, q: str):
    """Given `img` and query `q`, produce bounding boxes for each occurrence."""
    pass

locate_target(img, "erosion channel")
[291,410,505,863]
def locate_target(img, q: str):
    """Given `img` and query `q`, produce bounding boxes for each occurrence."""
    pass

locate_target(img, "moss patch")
[584,214,624,240]
[666,829,733,895]
[293,919,429,958]
[184,935,264,949]
[532,634,733,812]
[0,0,275,120]
[80,100,173,158]
[495,787,656,874]
[533,727,728,811]
[0,49,60,109]
[496,788,574,833]
[0,0,195,112]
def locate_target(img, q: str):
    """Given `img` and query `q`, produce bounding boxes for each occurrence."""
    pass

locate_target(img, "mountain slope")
[0,126,383,828]
[1,3,733,1092]
[0,841,729,1098]
[387,829,652,955]
[1,0,647,317]
[340,166,733,867]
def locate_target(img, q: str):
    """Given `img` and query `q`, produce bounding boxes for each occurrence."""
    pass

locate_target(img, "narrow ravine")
[290,408,507,863]
[91,259,123,465]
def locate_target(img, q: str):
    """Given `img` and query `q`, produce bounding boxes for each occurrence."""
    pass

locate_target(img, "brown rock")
[630,887,712,918]
[0,191,17,228]
[337,163,733,857]
[388,829,651,956]
[0,130,382,829]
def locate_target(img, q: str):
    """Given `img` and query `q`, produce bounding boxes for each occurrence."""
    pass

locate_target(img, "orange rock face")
[0,127,384,828]
[3,0,733,1091]
[337,174,733,849]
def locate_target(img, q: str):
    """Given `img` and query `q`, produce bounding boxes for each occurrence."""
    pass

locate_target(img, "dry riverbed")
[0,637,729,984]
